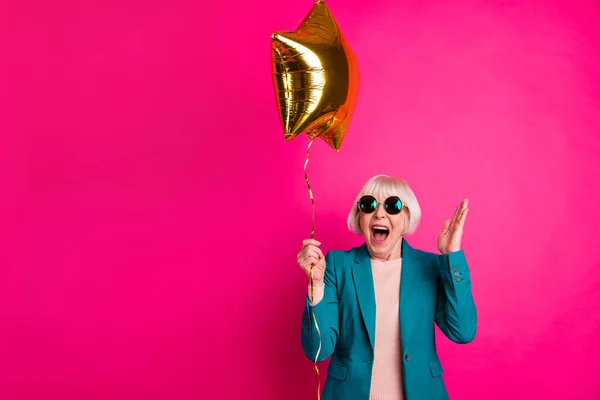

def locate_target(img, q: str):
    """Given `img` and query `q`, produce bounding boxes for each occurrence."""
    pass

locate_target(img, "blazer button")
[405,354,410,361]
[456,278,461,282]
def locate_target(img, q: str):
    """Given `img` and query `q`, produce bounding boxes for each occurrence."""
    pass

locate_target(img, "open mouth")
[371,225,389,244]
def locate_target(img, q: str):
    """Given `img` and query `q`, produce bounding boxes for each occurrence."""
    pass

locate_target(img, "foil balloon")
[271,0,360,151]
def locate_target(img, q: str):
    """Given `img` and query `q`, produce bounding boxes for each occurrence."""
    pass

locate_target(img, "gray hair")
[347,174,422,235]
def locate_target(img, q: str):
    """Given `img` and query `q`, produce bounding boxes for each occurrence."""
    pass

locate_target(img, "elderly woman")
[297,175,477,400]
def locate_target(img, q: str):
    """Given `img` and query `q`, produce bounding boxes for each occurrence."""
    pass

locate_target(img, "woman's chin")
[367,237,401,259]
[367,241,388,255]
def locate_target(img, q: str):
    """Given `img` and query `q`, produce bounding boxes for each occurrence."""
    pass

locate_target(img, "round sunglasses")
[357,195,405,215]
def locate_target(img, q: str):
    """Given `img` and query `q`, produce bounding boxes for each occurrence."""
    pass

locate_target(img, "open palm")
[438,199,469,254]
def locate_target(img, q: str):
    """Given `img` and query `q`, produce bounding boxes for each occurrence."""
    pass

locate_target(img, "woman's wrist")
[309,279,324,287]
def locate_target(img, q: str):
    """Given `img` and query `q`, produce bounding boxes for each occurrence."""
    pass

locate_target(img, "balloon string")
[304,139,322,400]
[304,140,315,242]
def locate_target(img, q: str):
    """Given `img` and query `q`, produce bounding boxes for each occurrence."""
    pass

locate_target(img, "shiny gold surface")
[271,0,360,151]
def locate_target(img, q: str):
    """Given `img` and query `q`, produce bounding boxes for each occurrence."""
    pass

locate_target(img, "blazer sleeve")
[434,250,478,344]
[301,251,340,362]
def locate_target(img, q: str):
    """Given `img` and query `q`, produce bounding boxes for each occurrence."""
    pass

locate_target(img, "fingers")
[449,198,469,230]
[300,248,323,264]
[449,206,469,249]
[455,200,469,225]
[302,239,321,247]
[303,256,319,268]
[300,240,323,258]
[440,219,450,234]
[448,202,462,229]
[314,246,324,260]
[308,261,325,281]
[306,257,325,272]
[297,239,326,278]
[299,256,326,281]
[297,245,324,261]
[455,206,469,230]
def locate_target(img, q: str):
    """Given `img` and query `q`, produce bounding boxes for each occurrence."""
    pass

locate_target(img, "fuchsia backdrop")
[2,0,600,399]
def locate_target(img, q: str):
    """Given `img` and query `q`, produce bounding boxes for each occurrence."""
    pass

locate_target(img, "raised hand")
[297,239,326,285]
[437,199,469,254]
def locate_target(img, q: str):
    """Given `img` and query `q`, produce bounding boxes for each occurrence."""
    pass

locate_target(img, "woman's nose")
[374,204,386,217]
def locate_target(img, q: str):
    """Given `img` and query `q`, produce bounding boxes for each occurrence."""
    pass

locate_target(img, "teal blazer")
[301,239,477,400]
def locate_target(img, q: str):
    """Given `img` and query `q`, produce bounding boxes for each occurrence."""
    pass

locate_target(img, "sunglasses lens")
[384,197,403,215]
[359,196,377,213]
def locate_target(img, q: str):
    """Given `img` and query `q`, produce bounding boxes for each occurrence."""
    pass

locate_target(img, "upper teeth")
[373,226,389,231]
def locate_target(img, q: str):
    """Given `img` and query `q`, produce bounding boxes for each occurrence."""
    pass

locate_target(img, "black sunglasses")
[357,195,405,215]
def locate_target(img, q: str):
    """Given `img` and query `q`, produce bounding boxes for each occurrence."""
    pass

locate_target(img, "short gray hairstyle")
[347,174,422,235]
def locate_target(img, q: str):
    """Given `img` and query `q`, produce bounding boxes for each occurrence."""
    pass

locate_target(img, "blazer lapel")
[399,239,422,344]
[351,244,376,351]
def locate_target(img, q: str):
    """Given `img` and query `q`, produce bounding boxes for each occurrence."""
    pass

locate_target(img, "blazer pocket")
[429,358,444,378]
[328,361,347,381]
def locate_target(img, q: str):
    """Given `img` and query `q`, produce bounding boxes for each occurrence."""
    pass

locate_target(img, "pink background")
[3,0,600,399]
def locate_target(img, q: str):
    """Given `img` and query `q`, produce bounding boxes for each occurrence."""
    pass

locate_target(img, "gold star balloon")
[271,0,360,151]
